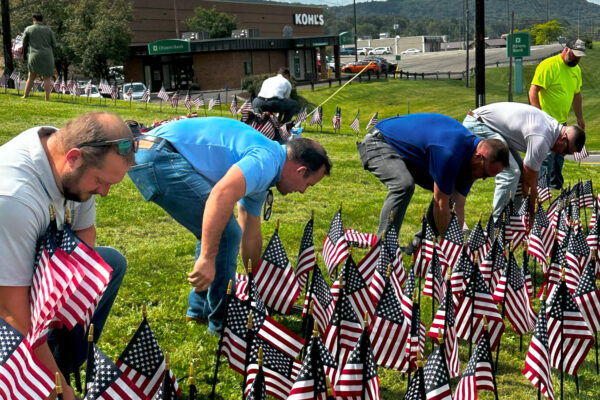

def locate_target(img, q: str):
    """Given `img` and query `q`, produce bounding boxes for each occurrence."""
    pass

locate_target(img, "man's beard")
[565,55,580,67]
[61,166,87,202]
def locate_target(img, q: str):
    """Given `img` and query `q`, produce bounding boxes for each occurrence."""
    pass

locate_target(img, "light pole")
[353,0,358,62]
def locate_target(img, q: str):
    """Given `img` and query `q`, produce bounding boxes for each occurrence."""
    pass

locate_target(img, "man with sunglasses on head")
[463,101,585,220]
[357,113,509,245]
[529,39,586,190]
[127,117,331,335]
[0,112,136,399]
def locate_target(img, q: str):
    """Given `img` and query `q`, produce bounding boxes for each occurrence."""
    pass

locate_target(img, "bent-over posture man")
[357,113,509,241]
[0,112,135,400]
[464,102,585,219]
[252,67,298,124]
[128,117,331,334]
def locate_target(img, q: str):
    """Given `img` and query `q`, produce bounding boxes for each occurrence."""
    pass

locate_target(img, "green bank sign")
[506,32,531,58]
[148,39,191,55]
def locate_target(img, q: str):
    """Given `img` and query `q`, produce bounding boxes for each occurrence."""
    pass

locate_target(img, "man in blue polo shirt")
[128,117,331,333]
[357,114,509,241]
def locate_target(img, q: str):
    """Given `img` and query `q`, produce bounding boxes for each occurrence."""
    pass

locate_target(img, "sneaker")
[185,315,208,324]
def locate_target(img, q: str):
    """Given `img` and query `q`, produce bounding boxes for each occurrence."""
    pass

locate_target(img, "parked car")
[340,47,355,55]
[78,84,102,98]
[401,48,422,55]
[121,82,147,101]
[369,46,391,55]
[342,60,381,74]
[362,56,396,73]
[357,47,373,56]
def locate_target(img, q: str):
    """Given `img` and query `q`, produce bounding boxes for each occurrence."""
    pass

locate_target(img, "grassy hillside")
[0,53,599,399]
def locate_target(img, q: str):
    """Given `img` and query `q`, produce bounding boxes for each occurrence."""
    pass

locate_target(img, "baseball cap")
[566,39,586,57]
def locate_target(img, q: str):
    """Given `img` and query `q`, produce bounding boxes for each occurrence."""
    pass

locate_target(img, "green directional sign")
[507,32,531,58]
[148,39,191,55]
[339,31,354,45]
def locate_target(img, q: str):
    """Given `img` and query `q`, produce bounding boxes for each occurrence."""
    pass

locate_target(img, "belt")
[467,110,484,123]
[138,135,177,152]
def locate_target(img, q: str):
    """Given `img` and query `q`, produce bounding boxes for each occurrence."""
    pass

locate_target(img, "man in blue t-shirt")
[357,114,508,241]
[128,117,332,334]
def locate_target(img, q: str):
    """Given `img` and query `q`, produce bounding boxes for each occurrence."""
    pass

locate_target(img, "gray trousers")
[357,130,416,238]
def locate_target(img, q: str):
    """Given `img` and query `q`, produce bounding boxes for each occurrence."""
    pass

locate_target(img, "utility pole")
[465,0,470,88]
[173,0,180,38]
[1,0,14,81]
[508,11,514,102]
[353,0,358,62]
[475,0,485,107]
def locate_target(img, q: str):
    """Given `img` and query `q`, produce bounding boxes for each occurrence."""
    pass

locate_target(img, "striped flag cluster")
[322,209,349,277]
[157,86,169,102]
[309,107,323,127]
[331,107,341,130]
[366,112,379,130]
[349,110,360,133]
[208,94,221,110]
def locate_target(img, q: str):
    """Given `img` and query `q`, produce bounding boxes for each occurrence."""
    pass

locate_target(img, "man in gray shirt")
[463,102,585,219]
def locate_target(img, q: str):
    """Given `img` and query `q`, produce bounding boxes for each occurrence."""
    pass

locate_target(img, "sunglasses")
[78,138,139,156]
[263,189,273,221]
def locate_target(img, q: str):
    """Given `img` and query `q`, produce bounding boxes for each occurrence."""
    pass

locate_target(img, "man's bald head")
[55,112,134,167]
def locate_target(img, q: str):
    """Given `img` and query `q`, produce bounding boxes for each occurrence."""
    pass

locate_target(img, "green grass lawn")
[1,48,600,399]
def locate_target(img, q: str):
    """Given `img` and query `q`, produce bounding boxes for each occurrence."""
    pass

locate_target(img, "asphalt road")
[340,43,563,74]
[566,152,600,165]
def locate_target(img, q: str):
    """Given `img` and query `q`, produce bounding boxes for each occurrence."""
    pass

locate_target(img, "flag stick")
[533,257,537,298]
[519,334,523,352]
[242,311,256,393]
[188,362,197,400]
[335,275,345,367]
[575,374,579,394]
[595,331,599,374]
[494,261,509,373]
[360,314,368,400]
[160,99,163,112]
[468,261,477,358]
[300,270,315,361]
[220,103,223,117]
[311,322,320,400]
[84,324,95,396]
[209,280,233,400]
[55,372,63,400]
[302,302,315,362]
[560,286,564,400]
[203,97,208,117]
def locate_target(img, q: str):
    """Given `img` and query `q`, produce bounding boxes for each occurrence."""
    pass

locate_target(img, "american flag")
[365,112,379,131]
[579,180,594,208]
[349,110,360,133]
[322,209,349,277]
[455,264,505,351]
[453,329,496,400]
[32,79,41,93]
[310,107,323,127]
[509,197,528,247]
[406,297,426,371]
[251,116,277,140]
[480,237,506,293]
[423,248,447,306]
[111,83,119,100]
[591,197,599,231]
[587,212,599,252]
[60,78,66,94]
[84,80,92,96]
[451,247,475,306]
[208,93,221,110]
[193,95,204,110]
[522,297,554,400]
[547,279,594,376]
[169,91,179,108]
[344,229,377,249]
[332,107,341,130]
[240,99,253,119]
[573,145,590,161]
[296,218,315,291]
[230,95,238,115]
[116,318,166,399]
[152,368,180,400]
[423,342,452,400]
[466,219,487,262]
[245,353,266,400]
[279,123,292,142]
[370,224,404,303]
[288,336,337,400]
[184,89,192,110]
[254,228,301,314]
[522,250,534,299]
[142,87,151,103]
[401,264,417,320]
[368,275,410,371]
[492,251,537,334]
[574,259,600,332]
[244,337,302,400]
[0,72,9,88]
[528,203,553,269]
[403,361,426,400]
[304,267,335,334]
[235,273,267,314]
[222,297,254,374]
[335,328,380,400]
[537,173,552,203]
[540,238,567,300]
[414,219,436,278]
[99,79,111,94]
[296,108,308,124]
[55,225,113,331]
[323,291,362,369]
[339,256,375,326]
[9,70,20,83]
[0,318,55,400]
[157,86,169,102]
[565,225,589,283]
[126,86,134,99]
[439,212,463,267]
[429,279,460,378]
[85,343,148,400]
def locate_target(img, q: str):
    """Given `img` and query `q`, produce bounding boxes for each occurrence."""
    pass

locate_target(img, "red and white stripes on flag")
[254,229,301,314]
[522,298,554,400]
[295,218,315,291]
[322,209,349,278]
[344,229,377,249]
[335,328,380,400]
[438,212,464,268]
[365,112,379,130]
[453,330,496,400]
[573,259,600,333]
[349,110,360,133]
[573,145,589,161]
[429,280,460,378]
[0,318,55,400]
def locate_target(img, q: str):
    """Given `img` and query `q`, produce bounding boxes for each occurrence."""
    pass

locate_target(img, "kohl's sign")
[294,13,324,26]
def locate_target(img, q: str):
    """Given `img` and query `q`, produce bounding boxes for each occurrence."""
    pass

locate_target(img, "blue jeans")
[463,115,523,219]
[252,96,298,124]
[128,144,240,333]
[48,246,126,377]
[541,153,564,189]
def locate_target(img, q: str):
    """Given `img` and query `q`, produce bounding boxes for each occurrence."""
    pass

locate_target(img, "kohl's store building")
[125,0,340,91]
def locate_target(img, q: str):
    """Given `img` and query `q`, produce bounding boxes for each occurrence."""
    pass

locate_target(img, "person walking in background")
[529,39,586,189]
[22,12,56,101]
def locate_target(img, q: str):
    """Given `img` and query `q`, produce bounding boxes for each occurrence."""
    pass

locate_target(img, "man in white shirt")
[463,102,585,219]
[252,67,298,124]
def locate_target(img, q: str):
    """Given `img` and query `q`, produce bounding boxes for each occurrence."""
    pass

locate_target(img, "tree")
[186,6,237,39]
[531,20,563,45]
